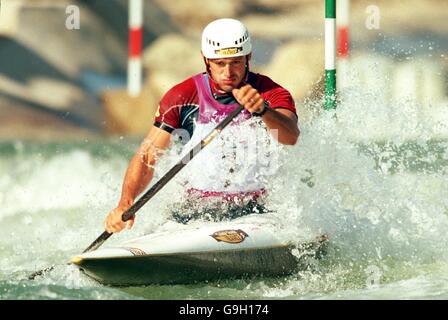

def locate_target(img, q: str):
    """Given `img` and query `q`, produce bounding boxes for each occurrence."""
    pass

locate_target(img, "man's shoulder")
[249,71,272,82]
[249,72,288,92]
[166,74,202,96]
[160,74,202,107]
[248,72,296,113]
[155,74,202,130]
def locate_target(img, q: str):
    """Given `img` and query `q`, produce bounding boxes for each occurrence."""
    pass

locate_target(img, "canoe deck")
[73,235,328,286]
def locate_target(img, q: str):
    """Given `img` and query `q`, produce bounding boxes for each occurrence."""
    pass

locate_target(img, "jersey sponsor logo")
[210,229,249,244]
[214,47,242,56]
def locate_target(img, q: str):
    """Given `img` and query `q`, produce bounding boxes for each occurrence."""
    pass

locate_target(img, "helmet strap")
[203,56,212,77]
[243,55,250,83]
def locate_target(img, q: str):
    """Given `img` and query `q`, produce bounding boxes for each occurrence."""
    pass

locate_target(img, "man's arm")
[232,85,300,145]
[104,126,172,233]
[259,108,299,145]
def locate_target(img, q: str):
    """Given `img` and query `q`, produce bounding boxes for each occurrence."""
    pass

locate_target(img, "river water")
[1,88,448,300]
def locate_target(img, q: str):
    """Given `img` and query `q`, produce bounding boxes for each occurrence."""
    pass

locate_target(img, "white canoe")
[71,221,328,286]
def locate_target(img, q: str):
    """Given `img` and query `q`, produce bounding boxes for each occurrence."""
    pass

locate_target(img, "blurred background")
[1,0,447,140]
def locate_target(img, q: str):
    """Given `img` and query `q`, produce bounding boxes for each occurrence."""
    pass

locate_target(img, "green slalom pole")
[325,0,337,110]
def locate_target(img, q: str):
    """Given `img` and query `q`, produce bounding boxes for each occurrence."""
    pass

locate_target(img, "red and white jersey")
[154,72,298,196]
[154,72,297,137]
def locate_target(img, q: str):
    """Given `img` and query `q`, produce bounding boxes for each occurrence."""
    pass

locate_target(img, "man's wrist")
[252,100,270,117]
[118,198,134,208]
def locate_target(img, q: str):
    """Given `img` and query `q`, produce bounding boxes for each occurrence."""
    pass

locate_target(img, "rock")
[100,83,159,136]
[142,33,204,99]
[262,39,324,101]
[0,0,24,36]
[0,97,98,141]
[154,0,243,31]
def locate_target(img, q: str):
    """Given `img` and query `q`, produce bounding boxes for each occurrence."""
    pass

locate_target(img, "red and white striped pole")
[337,0,350,91]
[337,0,350,59]
[128,0,143,97]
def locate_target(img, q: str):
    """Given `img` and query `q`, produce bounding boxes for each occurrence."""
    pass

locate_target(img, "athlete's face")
[207,56,248,92]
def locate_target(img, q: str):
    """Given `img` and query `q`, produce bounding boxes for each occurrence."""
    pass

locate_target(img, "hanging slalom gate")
[127,0,143,97]
[325,0,337,110]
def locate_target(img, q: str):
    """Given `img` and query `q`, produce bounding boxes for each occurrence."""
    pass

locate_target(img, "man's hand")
[104,204,135,233]
[232,84,265,114]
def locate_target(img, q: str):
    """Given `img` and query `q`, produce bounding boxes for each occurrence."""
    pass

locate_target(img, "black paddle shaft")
[82,105,245,253]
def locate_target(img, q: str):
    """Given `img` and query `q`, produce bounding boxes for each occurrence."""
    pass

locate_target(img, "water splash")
[1,83,448,298]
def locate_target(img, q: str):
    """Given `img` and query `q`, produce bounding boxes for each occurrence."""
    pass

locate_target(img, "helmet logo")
[210,229,249,244]
[214,47,243,56]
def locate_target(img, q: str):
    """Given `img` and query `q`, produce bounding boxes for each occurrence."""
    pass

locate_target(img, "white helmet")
[201,18,252,59]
